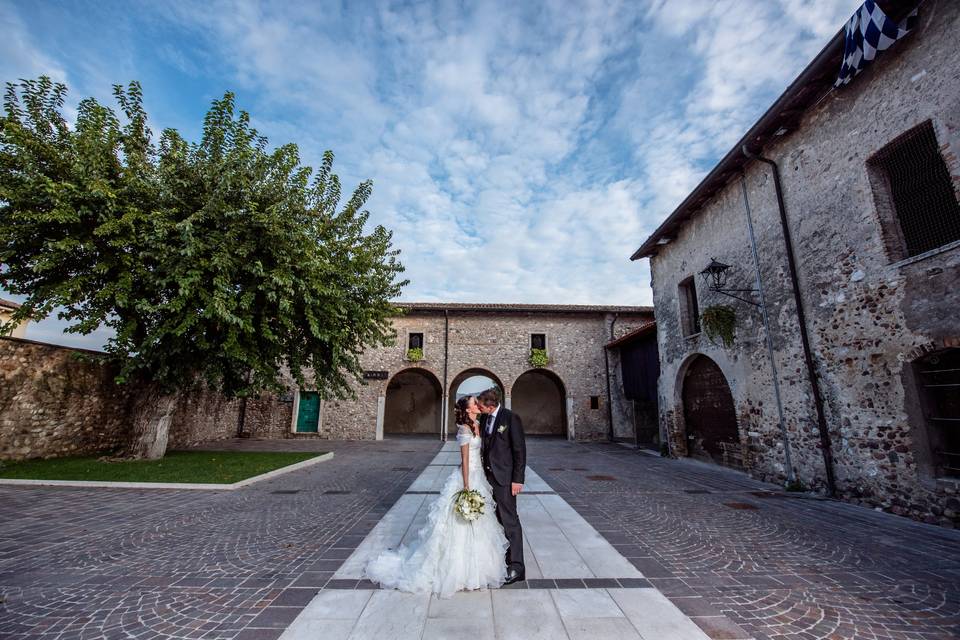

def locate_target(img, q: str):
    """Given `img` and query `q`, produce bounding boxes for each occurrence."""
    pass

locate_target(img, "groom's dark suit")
[480,406,526,575]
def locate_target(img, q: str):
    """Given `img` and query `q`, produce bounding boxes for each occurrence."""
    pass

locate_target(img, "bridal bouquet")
[453,489,485,522]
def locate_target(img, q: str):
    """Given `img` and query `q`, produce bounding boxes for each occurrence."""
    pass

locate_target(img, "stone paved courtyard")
[1,437,958,639]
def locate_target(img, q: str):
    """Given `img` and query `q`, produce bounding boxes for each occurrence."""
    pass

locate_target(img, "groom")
[477,386,526,585]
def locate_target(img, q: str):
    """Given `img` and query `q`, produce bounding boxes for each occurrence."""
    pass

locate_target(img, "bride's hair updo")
[454,395,475,426]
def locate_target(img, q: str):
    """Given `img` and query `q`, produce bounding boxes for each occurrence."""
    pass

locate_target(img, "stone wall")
[647,2,960,526]
[317,309,653,441]
[0,337,248,460]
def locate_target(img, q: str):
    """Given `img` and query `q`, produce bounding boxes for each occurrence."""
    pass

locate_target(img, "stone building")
[631,0,960,525]
[0,298,29,339]
[302,303,654,441]
[1,303,653,460]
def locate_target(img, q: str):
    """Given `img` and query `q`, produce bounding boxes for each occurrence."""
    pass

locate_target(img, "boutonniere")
[497,424,507,433]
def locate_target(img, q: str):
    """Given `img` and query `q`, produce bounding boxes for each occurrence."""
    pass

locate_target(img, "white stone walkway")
[280,442,710,640]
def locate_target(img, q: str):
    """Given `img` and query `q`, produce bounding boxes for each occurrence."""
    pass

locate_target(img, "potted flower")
[529,348,549,368]
[406,347,424,362]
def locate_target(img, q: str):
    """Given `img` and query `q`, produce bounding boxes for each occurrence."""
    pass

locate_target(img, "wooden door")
[296,391,320,433]
[681,356,740,466]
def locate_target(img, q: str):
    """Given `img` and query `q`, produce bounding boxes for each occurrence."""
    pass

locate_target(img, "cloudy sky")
[1,0,862,349]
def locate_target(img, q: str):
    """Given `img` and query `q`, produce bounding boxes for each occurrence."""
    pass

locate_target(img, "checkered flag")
[835,1,918,87]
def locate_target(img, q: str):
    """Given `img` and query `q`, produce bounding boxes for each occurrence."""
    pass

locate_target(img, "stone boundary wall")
[0,337,289,461]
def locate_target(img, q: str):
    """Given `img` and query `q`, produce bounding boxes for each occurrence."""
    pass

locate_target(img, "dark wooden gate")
[681,356,741,467]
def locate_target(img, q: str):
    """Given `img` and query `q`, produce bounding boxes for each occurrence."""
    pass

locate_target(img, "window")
[590,396,600,410]
[678,276,700,337]
[868,120,960,259]
[531,333,546,351]
[408,332,424,350]
[914,348,960,478]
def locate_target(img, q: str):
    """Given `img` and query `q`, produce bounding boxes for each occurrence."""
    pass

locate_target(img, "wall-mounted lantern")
[699,258,760,307]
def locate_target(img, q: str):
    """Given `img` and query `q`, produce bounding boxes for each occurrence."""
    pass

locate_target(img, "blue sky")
[1,0,862,349]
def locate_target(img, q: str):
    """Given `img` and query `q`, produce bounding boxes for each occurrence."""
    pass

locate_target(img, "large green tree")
[0,77,406,458]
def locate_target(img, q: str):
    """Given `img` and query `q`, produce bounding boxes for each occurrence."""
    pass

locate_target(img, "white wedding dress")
[365,424,509,598]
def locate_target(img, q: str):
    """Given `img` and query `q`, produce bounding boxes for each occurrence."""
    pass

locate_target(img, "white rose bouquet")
[452,489,485,522]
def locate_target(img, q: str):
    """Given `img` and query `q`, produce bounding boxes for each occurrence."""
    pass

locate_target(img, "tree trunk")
[125,389,180,459]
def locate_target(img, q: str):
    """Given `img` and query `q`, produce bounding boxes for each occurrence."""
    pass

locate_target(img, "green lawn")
[0,450,326,484]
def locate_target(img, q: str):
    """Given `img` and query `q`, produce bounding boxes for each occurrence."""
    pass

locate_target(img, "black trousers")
[487,474,525,573]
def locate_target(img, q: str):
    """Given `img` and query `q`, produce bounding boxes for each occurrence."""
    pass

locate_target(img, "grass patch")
[0,450,325,484]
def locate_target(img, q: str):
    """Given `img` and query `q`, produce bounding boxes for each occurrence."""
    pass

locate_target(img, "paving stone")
[529,439,960,640]
[0,438,440,639]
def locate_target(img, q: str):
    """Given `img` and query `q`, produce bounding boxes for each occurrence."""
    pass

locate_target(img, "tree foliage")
[0,76,406,399]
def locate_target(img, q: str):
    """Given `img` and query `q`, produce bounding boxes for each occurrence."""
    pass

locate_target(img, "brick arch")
[510,368,568,437]
[447,368,505,436]
[382,367,443,437]
[673,353,742,468]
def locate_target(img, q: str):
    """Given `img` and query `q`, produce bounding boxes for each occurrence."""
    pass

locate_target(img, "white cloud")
[2,0,866,347]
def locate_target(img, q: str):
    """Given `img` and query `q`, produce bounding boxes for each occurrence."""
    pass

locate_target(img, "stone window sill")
[935,477,960,491]
[888,238,960,269]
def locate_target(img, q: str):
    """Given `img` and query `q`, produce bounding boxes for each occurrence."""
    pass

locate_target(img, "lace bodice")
[455,424,482,455]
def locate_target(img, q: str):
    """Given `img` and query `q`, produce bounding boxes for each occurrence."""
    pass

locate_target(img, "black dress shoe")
[503,569,526,585]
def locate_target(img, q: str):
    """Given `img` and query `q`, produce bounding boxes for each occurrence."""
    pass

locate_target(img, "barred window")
[531,333,546,350]
[914,348,960,478]
[408,332,423,350]
[869,121,960,259]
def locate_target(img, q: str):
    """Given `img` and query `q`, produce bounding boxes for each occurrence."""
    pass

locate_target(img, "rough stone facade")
[0,337,289,460]
[317,305,653,442]
[645,2,960,526]
[1,304,653,459]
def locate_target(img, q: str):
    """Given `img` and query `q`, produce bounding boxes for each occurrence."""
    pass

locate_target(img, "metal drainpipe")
[442,309,449,442]
[604,313,619,442]
[742,145,837,497]
[739,175,796,486]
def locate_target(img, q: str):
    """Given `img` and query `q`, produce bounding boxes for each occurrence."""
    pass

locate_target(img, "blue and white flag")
[835,1,918,87]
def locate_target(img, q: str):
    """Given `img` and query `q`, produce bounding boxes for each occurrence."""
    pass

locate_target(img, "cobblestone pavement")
[3,437,959,639]
[0,438,441,640]
[528,439,960,640]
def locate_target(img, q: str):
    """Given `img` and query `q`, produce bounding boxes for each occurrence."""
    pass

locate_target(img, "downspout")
[742,145,837,497]
[604,313,619,442]
[442,309,450,442]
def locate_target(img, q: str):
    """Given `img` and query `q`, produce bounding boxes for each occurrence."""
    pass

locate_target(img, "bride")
[365,395,509,598]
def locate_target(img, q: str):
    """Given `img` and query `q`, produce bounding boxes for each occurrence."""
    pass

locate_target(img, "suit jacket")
[481,407,526,486]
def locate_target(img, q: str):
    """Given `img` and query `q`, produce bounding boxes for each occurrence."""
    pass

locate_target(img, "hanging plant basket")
[700,305,736,348]
[529,348,549,368]
[406,347,424,362]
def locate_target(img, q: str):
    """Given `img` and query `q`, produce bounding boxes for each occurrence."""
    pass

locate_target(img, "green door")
[296,391,320,433]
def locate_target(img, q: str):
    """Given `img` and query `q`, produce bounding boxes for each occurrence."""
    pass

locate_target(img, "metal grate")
[871,121,960,257]
[916,348,960,477]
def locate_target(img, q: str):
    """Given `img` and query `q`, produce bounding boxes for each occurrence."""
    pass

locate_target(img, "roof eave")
[630,21,854,262]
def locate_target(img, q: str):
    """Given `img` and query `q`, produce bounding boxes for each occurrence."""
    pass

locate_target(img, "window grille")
[531,333,546,350]
[916,348,960,478]
[408,333,423,350]
[870,121,960,257]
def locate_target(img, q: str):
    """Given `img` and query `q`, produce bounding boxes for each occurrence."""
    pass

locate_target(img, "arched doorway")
[681,355,741,467]
[384,368,442,436]
[511,369,567,436]
[447,368,504,436]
